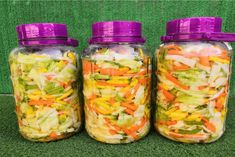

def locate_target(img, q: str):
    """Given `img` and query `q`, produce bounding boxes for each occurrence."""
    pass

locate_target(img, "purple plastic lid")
[161,17,235,42]
[89,21,146,44]
[67,38,79,47]
[16,23,78,47]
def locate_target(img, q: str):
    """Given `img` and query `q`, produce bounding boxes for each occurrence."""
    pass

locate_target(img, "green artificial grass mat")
[1,0,235,95]
[0,95,235,157]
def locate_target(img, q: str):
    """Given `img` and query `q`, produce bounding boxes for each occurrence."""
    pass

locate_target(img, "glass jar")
[154,17,235,143]
[9,23,82,142]
[82,21,151,144]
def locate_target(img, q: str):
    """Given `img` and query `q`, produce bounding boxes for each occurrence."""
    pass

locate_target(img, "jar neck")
[89,42,145,46]
[18,38,68,46]
[88,36,146,44]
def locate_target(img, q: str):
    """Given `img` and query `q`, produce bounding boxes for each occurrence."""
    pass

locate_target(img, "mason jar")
[154,17,235,143]
[82,21,151,144]
[9,23,82,142]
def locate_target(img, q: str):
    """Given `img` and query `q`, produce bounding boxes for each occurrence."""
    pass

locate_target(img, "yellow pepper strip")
[26,107,34,115]
[94,102,112,114]
[56,89,73,100]
[95,107,111,115]
[38,67,47,73]
[93,97,109,102]
[221,108,227,117]
[107,78,129,85]
[169,111,188,121]
[130,78,138,87]
[28,94,40,101]
[208,89,217,95]
[56,100,67,105]
[120,86,130,93]
[204,99,210,103]
[138,48,144,58]
[96,85,116,89]
[119,67,129,72]
[44,95,55,99]
[112,102,121,107]
[158,83,170,90]
[57,60,66,68]
[31,90,42,95]
[165,107,178,115]
[59,114,67,122]
[67,52,76,64]
[141,93,148,104]
[209,56,230,64]
[185,114,201,122]
[32,54,47,58]
[127,70,136,74]
[158,67,167,73]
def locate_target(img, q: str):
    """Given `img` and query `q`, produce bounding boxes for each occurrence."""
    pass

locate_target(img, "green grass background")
[1,0,235,95]
[1,1,235,157]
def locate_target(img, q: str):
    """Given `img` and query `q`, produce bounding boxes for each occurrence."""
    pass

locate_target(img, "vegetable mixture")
[155,42,232,143]
[83,45,151,143]
[9,47,82,142]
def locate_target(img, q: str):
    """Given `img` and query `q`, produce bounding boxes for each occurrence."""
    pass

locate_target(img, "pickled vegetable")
[9,47,82,142]
[155,42,232,143]
[83,45,151,143]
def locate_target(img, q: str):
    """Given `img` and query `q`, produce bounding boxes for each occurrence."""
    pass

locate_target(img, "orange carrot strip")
[137,69,147,75]
[205,121,216,133]
[88,103,103,114]
[125,108,134,115]
[161,88,175,102]
[113,124,122,131]
[139,77,148,84]
[201,117,216,133]
[110,83,129,87]
[168,131,205,139]
[18,120,23,126]
[108,97,116,105]
[129,125,140,133]
[89,94,97,100]
[138,117,147,128]
[158,120,177,126]
[215,97,224,112]
[123,129,138,139]
[99,68,126,76]
[28,99,54,106]
[96,81,109,86]
[133,84,141,95]
[121,102,138,111]
[199,56,210,67]
[16,106,20,113]
[219,51,230,60]
[215,101,223,112]
[197,85,208,90]
[82,59,92,74]
[173,64,191,70]
[167,49,182,55]
[109,129,118,135]
[165,73,189,90]
[166,120,177,126]
[49,132,58,139]
[45,75,55,80]
[165,45,182,50]
[97,81,128,87]
[124,89,132,98]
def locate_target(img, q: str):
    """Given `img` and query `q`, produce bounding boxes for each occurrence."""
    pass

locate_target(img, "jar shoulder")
[160,41,232,53]
[83,43,149,57]
[9,45,79,58]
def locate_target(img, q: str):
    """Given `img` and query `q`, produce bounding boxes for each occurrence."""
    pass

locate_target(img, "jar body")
[9,45,82,142]
[82,43,151,143]
[154,41,232,143]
